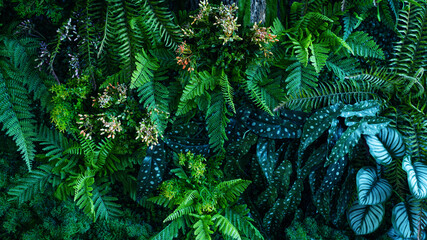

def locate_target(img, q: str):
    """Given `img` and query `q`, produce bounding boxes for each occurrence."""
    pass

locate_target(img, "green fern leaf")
[309,43,329,73]
[206,92,229,154]
[225,205,264,240]
[347,31,385,59]
[8,165,53,204]
[212,214,241,240]
[130,50,160,89]
[193,215,214,240]
[92,184,122,221]
[220,73,236,114]
[151,217,186,240]
[284,61,318,96]
[74,170,96,219]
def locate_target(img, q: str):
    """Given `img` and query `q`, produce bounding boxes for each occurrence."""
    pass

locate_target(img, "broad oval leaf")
[365,127,405,165]
[391,198,427,239]
[347,201,385,235]
[403,155,427,199]
[357,167,392,205]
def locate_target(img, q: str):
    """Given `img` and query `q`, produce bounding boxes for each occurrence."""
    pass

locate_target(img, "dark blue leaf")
[318,156,348,193]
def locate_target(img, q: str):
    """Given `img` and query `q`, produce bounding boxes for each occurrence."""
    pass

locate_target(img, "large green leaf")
[391,198,427,239]
[403,155,427,199]
[347,201,385,235]
[356,167,392,205]
[365,127,406,165]
[340,100,382,118]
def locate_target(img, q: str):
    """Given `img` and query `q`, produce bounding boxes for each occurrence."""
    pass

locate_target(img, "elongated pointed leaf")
[137,142,166,199]
[245,110,302,139]
[299,103,343,157]
[318,156,348,193]
[347,201,385,235]
[392,198,427,239]
[326,121,363,166]
[340,100,381,118]
[357,167,392,205]
[365,127,406,165]
[403,155,427,199]
[256,138,278,184]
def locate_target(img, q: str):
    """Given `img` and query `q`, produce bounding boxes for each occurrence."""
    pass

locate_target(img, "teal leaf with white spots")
[326,122,363,166]
[356,167,392,205]
[262,180,303,234]
[163,137,211,156]
[391,198,427,239]
[299,102,344,158]
[256,138,279,184]
[347,201,385,235]
[340,100,382,118]
[334,167,356,225]
[136,142,166,199]
[245,109,302,139]
[313,191,331,221]
[365,127,405,165]
[300,144,328,178]
[361,117,391,136]
[402,155,427,199]
[318,156,348,193]
[256,185,278,210]
[272,159,292,193]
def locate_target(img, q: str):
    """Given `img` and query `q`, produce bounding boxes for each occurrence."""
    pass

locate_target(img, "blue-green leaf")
[245,110,302,139]
[256,138,278,184]
[403,155,427,199]
[391,198,427,239]
[137,142,166,199]
[326,121,363,166]
[299,102,344,157]
[357,167,392,205]
[347,201,385,235]
[340,100,381,118]
[365,127,406,165]
[318,156,348,193]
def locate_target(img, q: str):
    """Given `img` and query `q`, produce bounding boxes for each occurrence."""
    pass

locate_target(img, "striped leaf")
[347,201,385,235]
[403,155,427,199]
[365,127,406,165]
[391,198,427,239]
[356,167,392,205]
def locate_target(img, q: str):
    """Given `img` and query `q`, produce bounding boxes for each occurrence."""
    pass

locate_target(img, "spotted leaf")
[137,142,166,199]
[263,180,303,234]
[403,155,427,199]
[164,137,210,156]
[272,159,292,193]
[365,127,405,165]
[313,191,331,221]
[340,100,381,118]
[356,167,392,205]
[300,144,328,178]
[318,156,348,193]
[299,102,343,158]
[326,121,363,166]
[245,109,302,139]
[256,138,279,184]
[347,201,385,235]
[334,167,356,225]
[391,198,427,239]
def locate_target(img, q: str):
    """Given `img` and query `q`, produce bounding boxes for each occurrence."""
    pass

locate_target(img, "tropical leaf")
[356,167,392,205]
[309,43,329,73]
[347,201,385,235]
[391,198,427,239]
[256,138,278,184]
[365,127,406,165]
[402,155,427,199]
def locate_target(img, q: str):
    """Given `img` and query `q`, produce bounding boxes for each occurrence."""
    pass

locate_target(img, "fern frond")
[0,75,36,171]
[284,61,318,96]
[151,217,186,240]
[325,55,360,81]
[206,92,229,154]
[74,170,95,219]
[36,125,72,162]
[137,69,170,134]
[193,215,214,240]
[8,165,53,204]
[309,43,329,73]
[347,31,385,59]
[177,71,217,115]
[216,179,251,203]
[346,67,396,97]
[212,214,241,240]
[220,73,236,114]
[165,205,195,222]
[246,63,285,115]
[92,184,122,221]
[280,80,381,111]
[225,205,264,240]
[130,49,160,89]
[295,12,333,33]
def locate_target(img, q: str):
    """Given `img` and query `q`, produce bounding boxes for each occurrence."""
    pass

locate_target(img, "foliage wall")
[1,0,427,239]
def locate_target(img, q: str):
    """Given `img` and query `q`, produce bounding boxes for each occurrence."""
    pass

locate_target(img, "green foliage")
[150,152,262,240]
